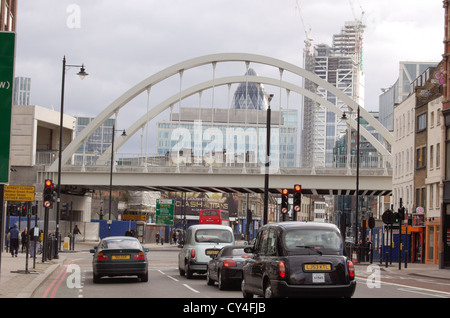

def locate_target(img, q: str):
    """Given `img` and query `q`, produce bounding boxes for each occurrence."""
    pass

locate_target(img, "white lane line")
[183,283,200,293]
[397,287,449,298]
[167,275,179,282]
[158,269,198,293]
[356,277,450,297]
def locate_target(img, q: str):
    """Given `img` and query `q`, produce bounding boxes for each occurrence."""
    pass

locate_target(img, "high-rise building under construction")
[302,20,364,168]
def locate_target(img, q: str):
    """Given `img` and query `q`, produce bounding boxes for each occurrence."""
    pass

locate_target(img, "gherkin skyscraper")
[232,68,269,110]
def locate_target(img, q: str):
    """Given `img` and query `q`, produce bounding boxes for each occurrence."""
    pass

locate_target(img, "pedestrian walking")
[21,227,28,253]
[9,224,19,257]
[29,226,39,257]
[6,231,10,253]
[155,232,160,245]
[73,225,82,245]
[172,231,177,245]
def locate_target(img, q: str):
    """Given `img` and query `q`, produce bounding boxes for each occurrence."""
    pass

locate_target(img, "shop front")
[425,218,441,264]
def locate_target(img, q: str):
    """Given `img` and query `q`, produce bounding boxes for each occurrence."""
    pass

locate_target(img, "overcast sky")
[14,0,444,153]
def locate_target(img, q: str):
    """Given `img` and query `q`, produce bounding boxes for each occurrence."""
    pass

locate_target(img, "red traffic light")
[294,184,301,192]
[43,179,54,208]
[282,189,289,196]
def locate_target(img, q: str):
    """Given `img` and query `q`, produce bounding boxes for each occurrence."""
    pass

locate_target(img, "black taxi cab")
[241,222,356,298]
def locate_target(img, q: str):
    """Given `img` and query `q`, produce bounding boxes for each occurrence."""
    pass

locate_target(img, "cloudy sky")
[14,0,444,153]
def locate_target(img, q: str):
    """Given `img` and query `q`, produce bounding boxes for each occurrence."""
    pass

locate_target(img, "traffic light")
[394,212,400,224]
[43,179,54,208]
[21,205,27,217]
[8,205,17,216]
[281,189,289,214]
[61,202,69,217]
[398,207,405,221]
[293,184,302,213]
[382,209,394,224]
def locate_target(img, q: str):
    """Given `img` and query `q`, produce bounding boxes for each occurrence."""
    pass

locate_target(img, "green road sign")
[0,33,15,183]
[156,199,174,225]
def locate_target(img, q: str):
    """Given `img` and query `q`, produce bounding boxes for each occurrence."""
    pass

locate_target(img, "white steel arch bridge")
[43,53,393,196]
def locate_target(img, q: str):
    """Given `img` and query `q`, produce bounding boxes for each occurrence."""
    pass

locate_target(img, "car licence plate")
[205,249,220,256]
[312,273,325,283]
[303,264,331,271]
[112,255,130,260]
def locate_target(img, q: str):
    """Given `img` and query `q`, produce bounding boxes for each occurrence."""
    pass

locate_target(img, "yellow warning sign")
[4,186,35,202]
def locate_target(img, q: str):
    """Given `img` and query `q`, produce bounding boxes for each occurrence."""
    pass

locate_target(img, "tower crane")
[295,0,313,55]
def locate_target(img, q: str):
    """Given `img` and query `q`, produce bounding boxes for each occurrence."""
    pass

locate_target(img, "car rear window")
[100,238,142,250]
[284,229,342,251]
[195,229,233,243]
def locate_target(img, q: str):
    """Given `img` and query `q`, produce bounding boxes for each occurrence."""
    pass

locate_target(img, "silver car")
[178,224,235,279]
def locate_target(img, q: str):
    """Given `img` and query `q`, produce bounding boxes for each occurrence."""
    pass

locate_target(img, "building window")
[417,113,427,132]
[429,184,434,209]
[430,145,434,169]
[437,143,441,168]
[416,146,426,169]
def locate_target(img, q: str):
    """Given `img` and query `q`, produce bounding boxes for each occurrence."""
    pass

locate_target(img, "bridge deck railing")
[38,151,391,175]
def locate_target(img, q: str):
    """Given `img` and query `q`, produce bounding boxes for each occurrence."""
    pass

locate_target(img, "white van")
[178,224,235,278]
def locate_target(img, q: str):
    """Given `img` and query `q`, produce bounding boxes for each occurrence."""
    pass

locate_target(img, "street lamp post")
[108,125,126,236]
[341,106,360,249]
[56,56,88,259]
[263,94,274,225]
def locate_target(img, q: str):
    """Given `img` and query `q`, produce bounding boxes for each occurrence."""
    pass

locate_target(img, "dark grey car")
[90,236,149,283]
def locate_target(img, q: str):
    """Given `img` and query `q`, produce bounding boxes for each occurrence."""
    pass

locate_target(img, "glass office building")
[157,107,297,168]
[302,21,365,168]
[74,117,115,165]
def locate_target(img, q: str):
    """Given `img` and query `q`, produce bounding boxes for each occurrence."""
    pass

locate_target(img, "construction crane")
[348,0,365,22]
[347,0,365,63]
[295,0,313,55]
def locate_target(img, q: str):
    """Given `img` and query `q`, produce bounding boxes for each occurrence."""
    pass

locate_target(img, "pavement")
[0,241,449,298]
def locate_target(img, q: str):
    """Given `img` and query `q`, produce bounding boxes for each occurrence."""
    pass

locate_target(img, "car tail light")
[97,252,108,261]
[347,260,355,279]
[190,248,195,259]
[224,259,237,267]
[278,261,286,278]
[133,252,146,260]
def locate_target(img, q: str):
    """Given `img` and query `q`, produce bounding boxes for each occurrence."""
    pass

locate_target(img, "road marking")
[167,275,179,282]
[183,284,200,293]
[42,262,74,298]
[356,277,450,297]
[158,268,199,294]
[397,287,449,298]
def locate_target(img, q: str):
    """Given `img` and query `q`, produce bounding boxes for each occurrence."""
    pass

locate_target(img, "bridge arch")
[49,53,393,171]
